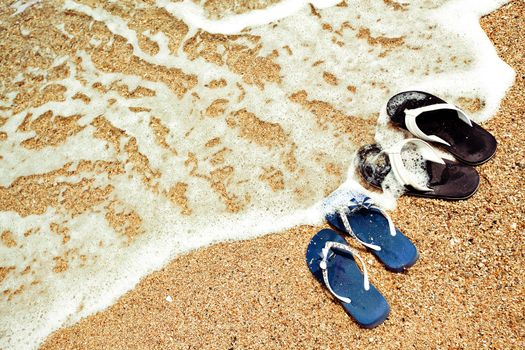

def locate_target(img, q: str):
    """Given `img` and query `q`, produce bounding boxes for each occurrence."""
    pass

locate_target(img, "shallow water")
[0,0,514,348]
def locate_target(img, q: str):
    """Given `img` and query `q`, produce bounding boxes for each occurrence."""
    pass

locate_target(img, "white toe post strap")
[319,241,370,304]
[385,138,444,192]
[404,103,473,146]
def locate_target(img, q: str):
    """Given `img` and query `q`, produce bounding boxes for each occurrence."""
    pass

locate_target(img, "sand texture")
[0,0,522,348]
[38,2,525,349]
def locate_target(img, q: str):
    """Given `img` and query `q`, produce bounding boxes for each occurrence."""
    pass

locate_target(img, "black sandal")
[358,139,480,200]
[386,91,497,165]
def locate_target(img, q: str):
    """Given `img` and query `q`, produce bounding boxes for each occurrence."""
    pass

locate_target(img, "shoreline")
[41,1,524,349]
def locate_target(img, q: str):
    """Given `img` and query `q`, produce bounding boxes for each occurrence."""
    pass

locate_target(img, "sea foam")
[0,0,514,348]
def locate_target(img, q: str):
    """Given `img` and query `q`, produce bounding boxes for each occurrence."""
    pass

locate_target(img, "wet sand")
[38,1,525,349]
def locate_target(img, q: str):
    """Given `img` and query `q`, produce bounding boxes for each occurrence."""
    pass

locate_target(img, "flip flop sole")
[386,91,497,165]
[326,211,418,272]
[306,229,390,328]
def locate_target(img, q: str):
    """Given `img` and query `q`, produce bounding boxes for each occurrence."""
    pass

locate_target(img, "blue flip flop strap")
[404,103,473,146]
[319,241,370,304]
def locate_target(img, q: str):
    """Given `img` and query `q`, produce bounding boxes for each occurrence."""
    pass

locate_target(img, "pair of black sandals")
[358,91,497,200]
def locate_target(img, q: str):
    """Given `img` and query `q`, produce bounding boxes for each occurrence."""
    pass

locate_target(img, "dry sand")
[38,2,525,349]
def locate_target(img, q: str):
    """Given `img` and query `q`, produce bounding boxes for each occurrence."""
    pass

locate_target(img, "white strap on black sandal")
[384,138,445,192]
[404,103,473,146]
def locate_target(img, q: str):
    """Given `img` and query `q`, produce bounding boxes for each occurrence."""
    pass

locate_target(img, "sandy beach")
[0,0,523,349]
[40,2,524,349]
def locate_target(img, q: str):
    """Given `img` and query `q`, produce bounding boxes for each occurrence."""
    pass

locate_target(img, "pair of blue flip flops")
[306,193,418,328]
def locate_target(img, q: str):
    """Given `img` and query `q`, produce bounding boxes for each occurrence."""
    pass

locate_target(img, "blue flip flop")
[306,229,390,328]
[326,193,418,272]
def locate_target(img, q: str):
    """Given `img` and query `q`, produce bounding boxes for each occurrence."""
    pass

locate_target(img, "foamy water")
[0,0,514,348]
